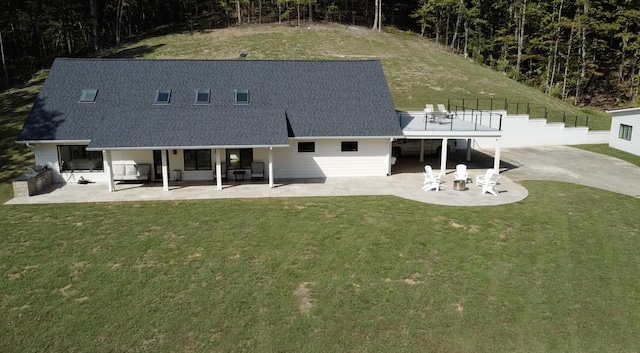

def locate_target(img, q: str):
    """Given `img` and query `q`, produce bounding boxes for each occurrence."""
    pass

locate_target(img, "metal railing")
[397,110,503,131]
[447,98,594,128]
[447,106,504,131]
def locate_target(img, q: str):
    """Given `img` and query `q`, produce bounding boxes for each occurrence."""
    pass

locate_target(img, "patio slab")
[5,169,527,206]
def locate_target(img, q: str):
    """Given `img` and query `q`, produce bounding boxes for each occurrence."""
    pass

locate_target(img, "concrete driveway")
[500,145,640,198]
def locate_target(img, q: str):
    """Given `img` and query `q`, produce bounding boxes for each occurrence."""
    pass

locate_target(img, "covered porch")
[101,146,279,193]
[397,110,504,176]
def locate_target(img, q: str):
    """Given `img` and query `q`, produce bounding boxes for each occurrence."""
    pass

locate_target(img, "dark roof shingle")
[18,58,402,149]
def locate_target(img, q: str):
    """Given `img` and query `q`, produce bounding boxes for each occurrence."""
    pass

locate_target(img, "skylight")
[155,89,171,104]
[79,89,98,102]
[235,89,249,104]
[195,89,210,104]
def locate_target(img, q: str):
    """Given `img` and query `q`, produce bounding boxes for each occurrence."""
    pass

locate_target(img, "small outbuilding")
[607,107,640,156]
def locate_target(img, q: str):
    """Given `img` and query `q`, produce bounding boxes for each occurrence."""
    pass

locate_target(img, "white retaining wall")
[429,111,610,149]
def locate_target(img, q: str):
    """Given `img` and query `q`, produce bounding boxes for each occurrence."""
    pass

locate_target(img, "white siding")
[34,144,65,182]
[609,111,640,156]
[273,139,391,178]
[33,142,392,184]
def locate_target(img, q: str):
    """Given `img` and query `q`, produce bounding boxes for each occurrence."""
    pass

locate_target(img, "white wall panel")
[609,113,640,156]
[273,139,390,178]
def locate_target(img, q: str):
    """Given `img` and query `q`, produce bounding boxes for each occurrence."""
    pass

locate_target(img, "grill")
[26,165,48,190]
[26,165,47,178]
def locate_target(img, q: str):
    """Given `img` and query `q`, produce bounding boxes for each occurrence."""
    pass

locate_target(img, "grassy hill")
[102,23,608,128]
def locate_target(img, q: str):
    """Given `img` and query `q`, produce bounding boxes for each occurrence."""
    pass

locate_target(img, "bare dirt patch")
[70,261,90,279]
[57,284,77,297]
[7,265,39,280]
[293,282,316,314]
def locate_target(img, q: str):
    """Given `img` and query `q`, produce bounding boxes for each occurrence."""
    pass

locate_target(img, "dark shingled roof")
[17,58,403,149]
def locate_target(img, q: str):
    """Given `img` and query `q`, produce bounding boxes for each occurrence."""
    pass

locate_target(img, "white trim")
[403,130,503,139]
[86,144,290,151]
[606,107,640,114]
[291,135,405,140]
[17,140,92,144]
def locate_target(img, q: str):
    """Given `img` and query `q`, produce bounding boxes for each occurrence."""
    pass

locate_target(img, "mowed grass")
[573,144,640,168]
[2,181,640,352]
[103,24,610,130]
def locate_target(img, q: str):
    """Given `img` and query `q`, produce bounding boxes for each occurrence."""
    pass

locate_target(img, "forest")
[0,0,638,109]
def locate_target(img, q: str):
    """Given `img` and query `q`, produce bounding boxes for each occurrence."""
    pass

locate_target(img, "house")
[16,58,404,191]
[607,107,640,156]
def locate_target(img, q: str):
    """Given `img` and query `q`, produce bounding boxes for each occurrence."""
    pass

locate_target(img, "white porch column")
[466,138,472,161]
[268,147,274,188]
[215,149,222,190]
[493,138,502,173]
[105,150,115,192]
[161,150,169,191]
[419,139,425,162]
[439,138,448,176]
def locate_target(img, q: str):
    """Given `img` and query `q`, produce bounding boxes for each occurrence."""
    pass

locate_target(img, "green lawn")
[573,144,640,168]
[2,181,640,352]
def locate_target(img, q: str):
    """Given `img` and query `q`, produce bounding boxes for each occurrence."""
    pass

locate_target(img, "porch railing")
[398,109,503,131]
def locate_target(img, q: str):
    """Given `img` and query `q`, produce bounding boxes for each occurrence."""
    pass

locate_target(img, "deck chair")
[213,162,227,180]
[475,168,495,186]
[424,104,436,123]
[482,176,501,196]
[437,104,448,113]
[454,164,468,182]
[423,165,442,182]
[251,162,264,180]
[422,165,441,192]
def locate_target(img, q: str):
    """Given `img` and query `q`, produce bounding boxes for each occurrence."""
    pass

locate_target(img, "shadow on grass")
[0,87,41,183]
[103,44,166,59]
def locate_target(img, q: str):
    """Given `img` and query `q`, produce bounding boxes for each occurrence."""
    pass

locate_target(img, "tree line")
[0,0,638,108]
[413,0,640,107]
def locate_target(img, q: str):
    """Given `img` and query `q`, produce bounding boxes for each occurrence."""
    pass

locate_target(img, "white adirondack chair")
[423,165,441,192]
[482,176,501,196]
[454,164,468,181]
[475,168,495,186]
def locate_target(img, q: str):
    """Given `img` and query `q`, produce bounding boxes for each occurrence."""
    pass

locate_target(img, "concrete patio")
[6,166,527,206]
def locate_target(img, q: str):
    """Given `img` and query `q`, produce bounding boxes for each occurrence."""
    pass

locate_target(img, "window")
[235,89,249,104]
[58,145,104,171]
[184,150,212,171]
[155,89,171,104]
[195,89,210,104]
[298,142,315,153]
[619,124,633,141]
[226,148,253,169]
[79,89,98,102]
[341,141,358,152]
